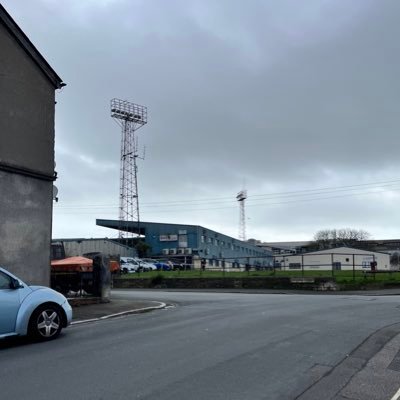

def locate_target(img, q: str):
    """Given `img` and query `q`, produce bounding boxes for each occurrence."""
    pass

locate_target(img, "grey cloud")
[4,0,400,239]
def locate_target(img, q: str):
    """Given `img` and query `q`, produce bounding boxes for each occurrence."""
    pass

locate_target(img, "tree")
[135,240,151,258]
[313,228,371,249]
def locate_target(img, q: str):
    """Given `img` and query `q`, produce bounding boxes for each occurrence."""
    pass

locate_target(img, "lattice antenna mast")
[237,190,247,241]
[111,99,147,241]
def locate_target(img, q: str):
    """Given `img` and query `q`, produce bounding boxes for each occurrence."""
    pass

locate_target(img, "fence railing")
[132,252,397,282]
[51,271,96,297]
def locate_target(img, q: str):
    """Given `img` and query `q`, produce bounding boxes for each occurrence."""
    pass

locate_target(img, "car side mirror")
[10,278,24,289]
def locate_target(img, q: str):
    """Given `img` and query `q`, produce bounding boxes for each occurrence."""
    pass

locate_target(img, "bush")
[151,273,164,287]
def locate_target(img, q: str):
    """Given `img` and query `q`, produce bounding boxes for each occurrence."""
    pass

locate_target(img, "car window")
[0,271,12,289]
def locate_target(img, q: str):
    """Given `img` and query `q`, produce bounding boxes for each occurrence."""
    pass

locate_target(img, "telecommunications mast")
[237,190,247,241]
[110,98,147,242]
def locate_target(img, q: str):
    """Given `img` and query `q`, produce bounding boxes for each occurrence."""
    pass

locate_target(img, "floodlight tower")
[110,98,147,242]
[237,190,247,241]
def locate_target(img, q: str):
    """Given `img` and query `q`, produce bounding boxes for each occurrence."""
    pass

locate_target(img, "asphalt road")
[1,290,400,400]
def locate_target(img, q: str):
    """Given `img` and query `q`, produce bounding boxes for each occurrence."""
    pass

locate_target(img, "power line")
[54,185,400,215]
[141,187,400,214]
[53,178,400,210]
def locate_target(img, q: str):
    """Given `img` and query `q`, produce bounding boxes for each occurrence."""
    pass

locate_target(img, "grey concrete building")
[0,5,65,284]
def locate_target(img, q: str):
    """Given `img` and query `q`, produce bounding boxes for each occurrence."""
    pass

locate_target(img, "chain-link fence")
[138,252,398,282]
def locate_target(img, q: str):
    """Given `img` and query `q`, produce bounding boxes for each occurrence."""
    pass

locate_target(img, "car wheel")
[29,304,63,341]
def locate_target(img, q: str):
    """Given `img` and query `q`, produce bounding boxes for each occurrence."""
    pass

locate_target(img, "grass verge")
[117,269,400,287]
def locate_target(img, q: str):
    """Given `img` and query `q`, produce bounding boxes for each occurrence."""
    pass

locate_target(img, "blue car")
[143,259,171,271]
[0,267,72,341]
[154,261,171,271]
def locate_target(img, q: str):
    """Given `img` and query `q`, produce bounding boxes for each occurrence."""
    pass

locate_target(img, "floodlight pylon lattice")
[237,190,247,241]
[111,98,147,242]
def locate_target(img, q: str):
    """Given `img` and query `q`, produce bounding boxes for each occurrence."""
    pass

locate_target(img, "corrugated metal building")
[51,239,136,260]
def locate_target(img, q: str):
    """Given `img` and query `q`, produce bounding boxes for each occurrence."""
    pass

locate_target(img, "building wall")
[0,23,55,173]
[0,172,53,285]
[0,21,56,285]
[144,223,199,255]
[143,223,272,266]
[197,227,269,264]
[277,248,390,271]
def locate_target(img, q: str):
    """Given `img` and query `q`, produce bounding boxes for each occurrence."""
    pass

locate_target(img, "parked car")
[155,260,172,271]
[120,257,141,273]
[135,259,157,271]
[143,259,171,271]
[170,261,187,271]
[0,267,72,341]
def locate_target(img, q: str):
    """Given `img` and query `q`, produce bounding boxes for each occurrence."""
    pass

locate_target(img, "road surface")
[1,290,400,399]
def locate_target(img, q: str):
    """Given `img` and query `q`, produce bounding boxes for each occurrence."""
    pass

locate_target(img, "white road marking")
[71,302,166,325]
[390,387,400,400]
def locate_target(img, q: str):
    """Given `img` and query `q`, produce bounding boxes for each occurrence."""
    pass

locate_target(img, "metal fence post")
[373,254,376,280]
[272,255,276,276]
[352,254,355,282]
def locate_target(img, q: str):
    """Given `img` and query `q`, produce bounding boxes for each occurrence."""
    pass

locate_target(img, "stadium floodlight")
[110,98,148,242]
[111,98,147,124]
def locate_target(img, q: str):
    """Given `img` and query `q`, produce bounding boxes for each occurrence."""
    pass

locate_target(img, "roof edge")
[0,4,64,89]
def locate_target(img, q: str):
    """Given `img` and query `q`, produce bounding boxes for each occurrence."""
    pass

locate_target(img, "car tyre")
[28,304,63,341]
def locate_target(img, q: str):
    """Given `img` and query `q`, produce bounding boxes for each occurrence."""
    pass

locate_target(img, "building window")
[179,234,188,248]
[201,236,205,243]
[289,263,301,270]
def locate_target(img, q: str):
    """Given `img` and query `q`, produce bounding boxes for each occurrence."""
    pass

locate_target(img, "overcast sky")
[4,0,400,242]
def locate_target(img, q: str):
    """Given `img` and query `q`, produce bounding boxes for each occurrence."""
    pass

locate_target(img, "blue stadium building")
[96,219,272,269]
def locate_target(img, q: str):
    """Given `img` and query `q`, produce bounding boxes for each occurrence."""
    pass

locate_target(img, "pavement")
[70,297,166,324]
[69,290,400,399]
[297,322,400,400]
